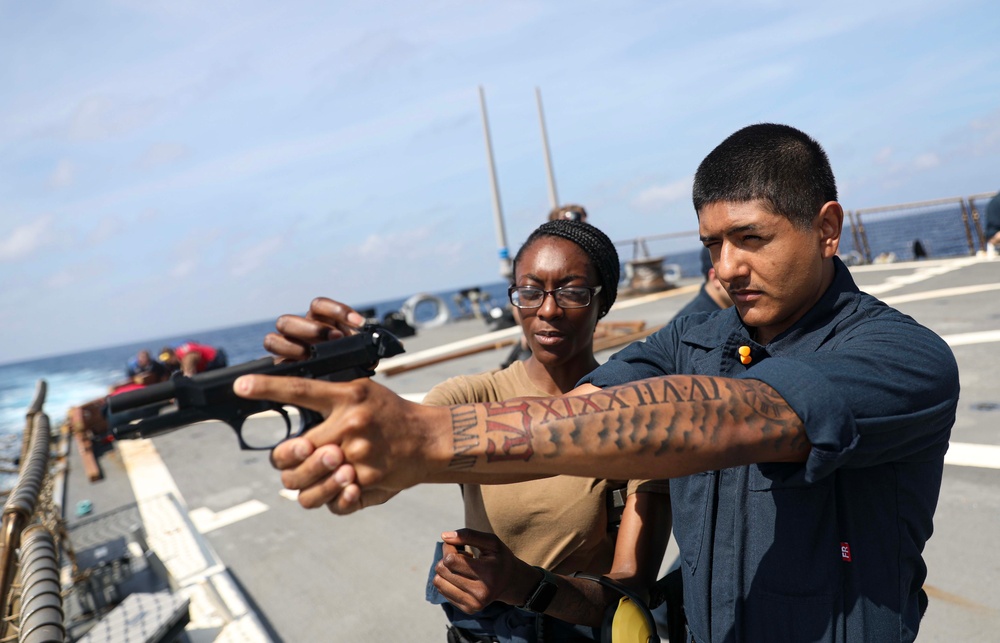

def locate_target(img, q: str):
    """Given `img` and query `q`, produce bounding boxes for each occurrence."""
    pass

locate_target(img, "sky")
[2,0,999,364]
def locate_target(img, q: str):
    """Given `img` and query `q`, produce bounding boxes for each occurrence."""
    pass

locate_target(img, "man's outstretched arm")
[237,373,809,503]
[435,376,807,480]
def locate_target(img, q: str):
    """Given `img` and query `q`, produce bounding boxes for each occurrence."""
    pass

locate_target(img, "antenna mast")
[536,87,559,209]
[478,86,512,279]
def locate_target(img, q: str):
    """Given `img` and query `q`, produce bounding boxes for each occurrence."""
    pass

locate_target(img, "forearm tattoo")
[447,376,804,473]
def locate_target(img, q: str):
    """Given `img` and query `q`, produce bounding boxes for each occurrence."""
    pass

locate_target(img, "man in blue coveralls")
[247,123,959,643]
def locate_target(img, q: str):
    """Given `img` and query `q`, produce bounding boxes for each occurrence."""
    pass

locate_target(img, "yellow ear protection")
[572,573,658,643]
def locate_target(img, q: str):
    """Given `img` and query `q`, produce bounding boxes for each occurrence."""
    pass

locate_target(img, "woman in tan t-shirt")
[421,220,670,642]
[262,220,670,642]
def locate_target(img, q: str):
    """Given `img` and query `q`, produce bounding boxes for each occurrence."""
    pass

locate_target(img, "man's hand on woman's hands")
[270,438,400,513]
[238,374,449,506]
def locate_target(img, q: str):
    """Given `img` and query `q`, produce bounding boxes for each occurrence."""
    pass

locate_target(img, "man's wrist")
[429,405,467,475]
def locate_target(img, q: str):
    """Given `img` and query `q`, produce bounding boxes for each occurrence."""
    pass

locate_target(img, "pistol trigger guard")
[296,408,325,437]
[275,406,291,433]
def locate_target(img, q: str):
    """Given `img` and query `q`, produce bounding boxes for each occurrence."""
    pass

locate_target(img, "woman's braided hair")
[513,219,620,318]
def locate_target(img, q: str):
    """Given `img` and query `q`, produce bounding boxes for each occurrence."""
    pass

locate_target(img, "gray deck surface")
[62,256,1000,642]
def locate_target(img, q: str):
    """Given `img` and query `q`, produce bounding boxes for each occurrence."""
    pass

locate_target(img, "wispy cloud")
[0,215,56,261]
[962,109,1000,157]
[88,215,124,245]
[64,94,160,142]
[44,258,112,289]
[631,177,693,213]
[170,257,199,279]
[167,226,226,279]
[231,236,285,277]
[48,160,76,189]
[135,142,190,170]
[350,225,465,265]
[913,153,941,170]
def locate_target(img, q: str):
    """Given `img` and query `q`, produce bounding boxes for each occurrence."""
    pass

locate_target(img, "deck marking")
[922,583,993,611]
[850,257,979,272]
[610,283,699,309]
[945,442,1000,470]
[863,259,976,295]
[189,500,270,534]
[940,330,1000,347]
[116,439,273,641]
[883,282,1000,305]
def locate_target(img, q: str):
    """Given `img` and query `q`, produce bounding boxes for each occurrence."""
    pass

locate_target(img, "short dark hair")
[513,220,619,318]
[692,123,837,229]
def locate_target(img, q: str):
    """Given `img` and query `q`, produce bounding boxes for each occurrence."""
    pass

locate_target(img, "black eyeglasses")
[508,285,602,309]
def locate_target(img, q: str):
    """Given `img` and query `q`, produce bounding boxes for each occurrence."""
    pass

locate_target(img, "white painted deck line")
[611,283,700,309]
[189,500,270,534]
[850,257,980,272]
[946,442,1000,470]
[883,282,1000,305]
[941,330,1000,347]
[864,259,977,295]
[376,326,522,372]
[117,439,273,642]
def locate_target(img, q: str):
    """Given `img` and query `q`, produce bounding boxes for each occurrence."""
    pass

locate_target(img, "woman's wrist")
[516,566,559,613]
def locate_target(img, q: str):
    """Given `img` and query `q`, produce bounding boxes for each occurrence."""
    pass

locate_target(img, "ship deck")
[61,255,1000,642]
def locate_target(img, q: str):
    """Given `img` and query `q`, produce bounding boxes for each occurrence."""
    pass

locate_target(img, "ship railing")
[1,383,190,642]
[0,378,68,642]
[967,192,997,248]
[613,192,996,271]
[15,526,63,643]
[845,194,991,264]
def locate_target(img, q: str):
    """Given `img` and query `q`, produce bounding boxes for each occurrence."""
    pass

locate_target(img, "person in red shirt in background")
[159,341,227,376]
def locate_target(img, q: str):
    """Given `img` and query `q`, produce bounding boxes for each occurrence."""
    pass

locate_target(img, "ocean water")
[0,282,520,446]
[841,203,983,261]
[0,206,980,460]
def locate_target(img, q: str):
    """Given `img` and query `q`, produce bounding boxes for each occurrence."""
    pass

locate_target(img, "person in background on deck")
[159,341,227,377]
[259,220,670,643]
[125,349,169,385]
[548,203,588,223]
[985,189,1000,252]
[247,123,959,643]
[674,246,734,319]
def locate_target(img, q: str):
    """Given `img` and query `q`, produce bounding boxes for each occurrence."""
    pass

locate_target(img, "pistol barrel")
[108,379,177,412]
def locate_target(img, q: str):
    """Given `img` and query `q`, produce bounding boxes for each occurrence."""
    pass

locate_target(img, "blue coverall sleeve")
[579,317,699,388]
[738,316,959,482]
